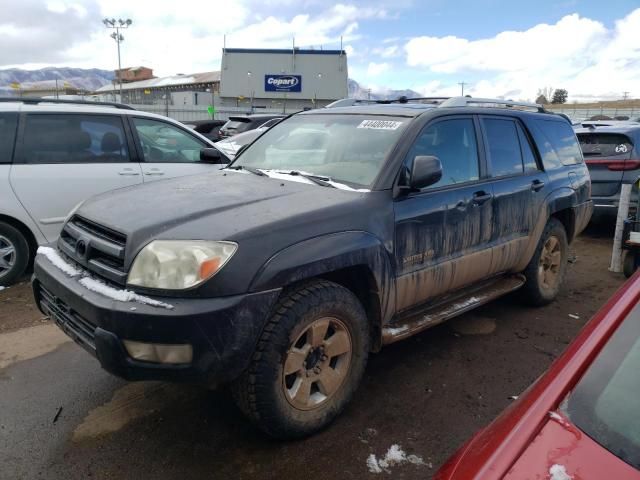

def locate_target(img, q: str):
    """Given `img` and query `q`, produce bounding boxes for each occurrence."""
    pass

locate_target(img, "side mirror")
[200,148,228,164]
[410,155,442,190]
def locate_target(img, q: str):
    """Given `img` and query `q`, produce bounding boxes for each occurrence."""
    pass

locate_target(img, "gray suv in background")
[575,123,640,217]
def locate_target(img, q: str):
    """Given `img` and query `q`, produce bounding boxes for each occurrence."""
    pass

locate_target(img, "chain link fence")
[129,104,291,122]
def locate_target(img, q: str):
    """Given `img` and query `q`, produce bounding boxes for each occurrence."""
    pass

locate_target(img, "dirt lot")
[0,223,626,479]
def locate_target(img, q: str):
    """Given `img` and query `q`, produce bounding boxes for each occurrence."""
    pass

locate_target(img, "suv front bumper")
[33,254,280,386]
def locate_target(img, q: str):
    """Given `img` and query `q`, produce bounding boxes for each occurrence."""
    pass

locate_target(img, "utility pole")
[623,91,630,101]
[458,81,468,96]
[103,18,132,102]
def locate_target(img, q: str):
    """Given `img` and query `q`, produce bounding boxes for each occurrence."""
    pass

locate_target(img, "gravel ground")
[0,222,626,479]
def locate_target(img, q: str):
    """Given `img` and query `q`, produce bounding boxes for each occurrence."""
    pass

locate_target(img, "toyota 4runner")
[33,97,592,438]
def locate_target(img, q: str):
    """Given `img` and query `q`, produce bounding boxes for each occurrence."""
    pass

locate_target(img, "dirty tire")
[623,251,637,278]
[0,222,30,287]
[231,280,369,439]
[521,217,568,306]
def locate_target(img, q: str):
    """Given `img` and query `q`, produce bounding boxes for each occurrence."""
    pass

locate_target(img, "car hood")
[75,169,387,268]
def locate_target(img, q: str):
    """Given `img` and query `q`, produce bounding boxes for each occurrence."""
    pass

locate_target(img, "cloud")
[0,0,101,65]
[405,9,640,101]
[367,62,390,76]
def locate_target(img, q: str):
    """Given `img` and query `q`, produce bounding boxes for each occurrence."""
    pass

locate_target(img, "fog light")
[123,340,193,365]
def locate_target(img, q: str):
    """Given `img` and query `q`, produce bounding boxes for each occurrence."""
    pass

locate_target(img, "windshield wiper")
[229,165,267,177]
[279,170,336,188]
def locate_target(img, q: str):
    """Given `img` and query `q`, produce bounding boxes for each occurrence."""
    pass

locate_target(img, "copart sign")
[265,75,302,93]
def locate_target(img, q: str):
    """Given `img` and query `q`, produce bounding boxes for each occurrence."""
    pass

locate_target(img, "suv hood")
[75,170,387,269]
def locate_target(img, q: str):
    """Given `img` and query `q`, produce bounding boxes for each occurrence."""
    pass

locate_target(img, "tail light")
[585,158,640,171]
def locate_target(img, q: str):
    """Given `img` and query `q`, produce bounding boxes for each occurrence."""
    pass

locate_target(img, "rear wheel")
[0,222,30,287]
[232,280,369,439]
[521,217,568,306]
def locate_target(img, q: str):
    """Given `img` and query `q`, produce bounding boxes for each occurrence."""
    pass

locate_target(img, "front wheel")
[521,217,568,306]
[232,280,369,439]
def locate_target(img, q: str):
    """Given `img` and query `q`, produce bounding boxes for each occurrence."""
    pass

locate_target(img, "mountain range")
[0,67,418,100]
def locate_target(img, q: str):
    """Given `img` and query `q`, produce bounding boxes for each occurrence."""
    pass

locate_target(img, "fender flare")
[249,231,395,322]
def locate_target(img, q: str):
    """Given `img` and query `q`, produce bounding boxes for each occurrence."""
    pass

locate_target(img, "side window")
[22,114,130,164]
[532,119,583,167]
[516,123,539,172]
[407,118,480,189]
[132,118,206,163]
[483,118,523,177]
[0,113,18,164]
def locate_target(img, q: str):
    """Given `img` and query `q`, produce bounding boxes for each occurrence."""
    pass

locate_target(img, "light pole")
[103,18,132,101]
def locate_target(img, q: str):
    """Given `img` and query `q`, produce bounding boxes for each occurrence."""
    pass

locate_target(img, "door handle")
[531,180,545,192]
[144,170,165,176]
[472,191,492,205]
[118,169,140,176]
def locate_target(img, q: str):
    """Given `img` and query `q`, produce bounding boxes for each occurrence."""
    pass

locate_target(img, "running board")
[382,274,526,345]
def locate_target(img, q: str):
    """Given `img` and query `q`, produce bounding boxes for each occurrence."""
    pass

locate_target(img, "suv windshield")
[232,114,409,187]
[564,303,640,469]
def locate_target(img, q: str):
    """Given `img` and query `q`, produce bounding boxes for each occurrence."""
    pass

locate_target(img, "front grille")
[38,284,97,353]
[58,215,128,285]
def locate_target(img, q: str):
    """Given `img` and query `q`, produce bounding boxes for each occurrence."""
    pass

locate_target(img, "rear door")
[577,131,636,199]
[129,117,222,182]
[479,115,549,274]
[10,113,142,242]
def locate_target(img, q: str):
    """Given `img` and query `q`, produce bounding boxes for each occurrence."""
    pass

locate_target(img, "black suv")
[33,97,592,438]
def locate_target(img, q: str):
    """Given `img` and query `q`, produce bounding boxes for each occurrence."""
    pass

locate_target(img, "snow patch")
[78,277,174,310]
[366,444,428,474]
[549,464,572,480]
[37,247,82,277]
[0,286,5,291]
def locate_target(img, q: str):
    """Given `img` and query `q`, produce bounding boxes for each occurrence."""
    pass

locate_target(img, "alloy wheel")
[538,235,562,289]
[0,235,16,279]
[283,317,352,411]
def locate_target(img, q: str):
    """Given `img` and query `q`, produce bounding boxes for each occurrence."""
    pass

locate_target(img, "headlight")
[127,240,237,290]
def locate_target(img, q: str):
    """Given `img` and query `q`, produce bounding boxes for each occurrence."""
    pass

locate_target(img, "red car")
[436,273,640,480]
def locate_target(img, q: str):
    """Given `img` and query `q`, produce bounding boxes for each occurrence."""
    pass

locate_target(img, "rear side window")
[0,113,18,164]
[531,119,583,167]
[577,133,633,159]
[483,118,523,177]
[21,114,130,164]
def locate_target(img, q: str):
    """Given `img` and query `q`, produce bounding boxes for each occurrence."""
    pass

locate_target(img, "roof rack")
[375,96,449,105]
[439,96,545,112]
[0,97,136,110]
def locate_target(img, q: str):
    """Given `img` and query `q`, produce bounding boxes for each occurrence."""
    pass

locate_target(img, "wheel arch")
[249,231,395,352]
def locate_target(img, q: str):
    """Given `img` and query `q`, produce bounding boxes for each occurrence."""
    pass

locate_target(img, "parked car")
[435,272,640,480]
[184,119,226,142]
[575,123,640,216]
[0,97,228,286]
[218,113,284,139]
[33,96,591,438]
[214,127,267,160]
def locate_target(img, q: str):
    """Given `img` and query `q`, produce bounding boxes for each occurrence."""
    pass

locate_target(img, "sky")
[1,0,639,101]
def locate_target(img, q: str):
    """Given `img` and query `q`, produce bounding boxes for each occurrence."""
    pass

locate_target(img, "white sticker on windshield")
[357,120,403,130]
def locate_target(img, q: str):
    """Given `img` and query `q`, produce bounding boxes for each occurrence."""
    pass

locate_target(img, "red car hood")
[504,412,640,479]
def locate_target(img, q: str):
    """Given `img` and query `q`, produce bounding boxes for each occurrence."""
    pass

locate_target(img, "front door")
[478,115,549,275]
[10,113,142,242]
[129,117,221,182]
[393,116,494,312]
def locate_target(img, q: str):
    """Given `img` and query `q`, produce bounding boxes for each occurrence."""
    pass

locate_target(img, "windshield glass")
[232,114,410,188]
[564,302,640,469]
[223,118,252,133]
